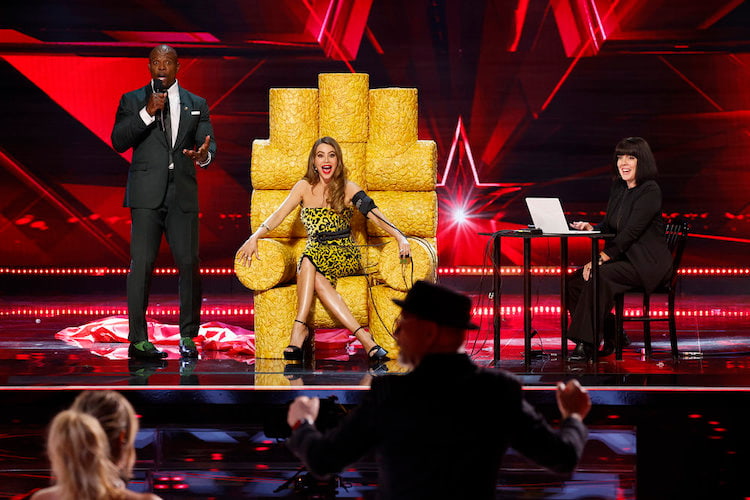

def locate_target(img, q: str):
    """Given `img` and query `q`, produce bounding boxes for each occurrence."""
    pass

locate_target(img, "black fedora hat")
[392,280,479,330]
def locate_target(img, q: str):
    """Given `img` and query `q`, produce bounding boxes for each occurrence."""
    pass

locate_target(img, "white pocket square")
[191,110,201,115]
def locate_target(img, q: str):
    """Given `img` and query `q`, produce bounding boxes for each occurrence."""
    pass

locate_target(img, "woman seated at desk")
[566,137,673,362]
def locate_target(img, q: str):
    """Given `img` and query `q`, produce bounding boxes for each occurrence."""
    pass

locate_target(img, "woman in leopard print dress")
[238,137,410,361]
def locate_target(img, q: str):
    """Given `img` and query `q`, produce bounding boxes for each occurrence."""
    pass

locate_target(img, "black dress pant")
[566,260,641,346]
[127,173,201,342]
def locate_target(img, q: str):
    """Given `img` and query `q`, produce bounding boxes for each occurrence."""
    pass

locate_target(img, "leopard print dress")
[300,206,362,285]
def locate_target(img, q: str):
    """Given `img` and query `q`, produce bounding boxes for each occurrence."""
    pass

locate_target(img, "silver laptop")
[525,197,600,235]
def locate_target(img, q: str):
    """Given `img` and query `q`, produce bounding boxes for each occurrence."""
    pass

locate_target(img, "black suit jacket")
[595,179,673,291]
[111,84,216,211]
[286,354,588,500]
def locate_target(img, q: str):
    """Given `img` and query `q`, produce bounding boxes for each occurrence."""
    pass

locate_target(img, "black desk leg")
[524,238,532,366]
[492,234,502,364]
[560,237,568,358]
[591,238,600,364]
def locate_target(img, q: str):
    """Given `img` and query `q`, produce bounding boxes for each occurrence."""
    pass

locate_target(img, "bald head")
[148,44,179,89]
[150,44,178,60]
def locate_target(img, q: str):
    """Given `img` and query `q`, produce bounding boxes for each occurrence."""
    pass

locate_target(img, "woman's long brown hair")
[302,136,348,213]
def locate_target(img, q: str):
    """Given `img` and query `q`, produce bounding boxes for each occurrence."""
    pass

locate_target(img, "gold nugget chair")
[235,73,438,359]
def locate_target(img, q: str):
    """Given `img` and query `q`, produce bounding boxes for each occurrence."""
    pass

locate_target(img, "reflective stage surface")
[2,292,749,388]
[1,290,748,499]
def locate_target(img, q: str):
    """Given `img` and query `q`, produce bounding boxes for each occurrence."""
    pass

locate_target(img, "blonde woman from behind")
[31,391,160,500]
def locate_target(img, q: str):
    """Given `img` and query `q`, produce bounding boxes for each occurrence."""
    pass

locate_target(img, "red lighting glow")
[438,117,507,188]
[2,266,750,278]
[0,306,254,318]
[4,302,748,320]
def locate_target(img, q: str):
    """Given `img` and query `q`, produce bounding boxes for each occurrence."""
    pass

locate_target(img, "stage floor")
[1,290,748,499]
[1,292,749,388]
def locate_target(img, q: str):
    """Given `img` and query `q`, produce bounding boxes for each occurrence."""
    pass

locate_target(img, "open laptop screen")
[525,197,600,234]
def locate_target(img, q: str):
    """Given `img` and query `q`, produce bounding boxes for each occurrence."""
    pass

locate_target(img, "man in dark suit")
[286,281,591,499]
[111,44,216,360]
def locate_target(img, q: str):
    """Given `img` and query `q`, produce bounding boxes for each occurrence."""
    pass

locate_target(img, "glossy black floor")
[1,278,749,499]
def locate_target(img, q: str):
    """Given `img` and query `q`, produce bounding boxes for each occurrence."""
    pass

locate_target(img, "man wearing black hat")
[286,280,591,499]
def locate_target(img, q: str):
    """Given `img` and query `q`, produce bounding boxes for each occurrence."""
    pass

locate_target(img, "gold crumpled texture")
[251,190,306,237]
[234,239,296,291]
[339,141,367,189]
[310,276,369,327]
[319,73,369,142]
[366,191,437,237]
[254,285,297,358]
[269,88,319,153]
[290,238,307,264]
[366,140,436,191]
[253,277,369,358]
[368,284,406,355]
[254,358,293,386]
[250,139,308,190]
[243,73,439,358]
[368,237,437,291]
[369,88,418,152]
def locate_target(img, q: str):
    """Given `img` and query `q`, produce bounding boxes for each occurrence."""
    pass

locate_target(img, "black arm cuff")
[351,190,377,216]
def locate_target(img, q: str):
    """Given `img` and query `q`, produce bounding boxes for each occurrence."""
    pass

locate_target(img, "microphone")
[152,79,166,131]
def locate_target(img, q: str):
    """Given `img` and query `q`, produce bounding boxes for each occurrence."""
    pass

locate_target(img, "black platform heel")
[284,320,310,361]
[353,326,389,361]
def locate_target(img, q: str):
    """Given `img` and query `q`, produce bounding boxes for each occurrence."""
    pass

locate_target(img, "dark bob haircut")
[612,137,658,185]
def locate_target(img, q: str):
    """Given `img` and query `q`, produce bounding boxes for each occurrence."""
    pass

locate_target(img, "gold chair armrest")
[234,238,297,291]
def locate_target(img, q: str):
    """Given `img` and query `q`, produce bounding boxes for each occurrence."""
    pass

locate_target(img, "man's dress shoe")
[128,341,168,360]
[179,337,199,358]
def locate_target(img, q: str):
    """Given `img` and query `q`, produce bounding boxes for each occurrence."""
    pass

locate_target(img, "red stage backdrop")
[1,0,749,268]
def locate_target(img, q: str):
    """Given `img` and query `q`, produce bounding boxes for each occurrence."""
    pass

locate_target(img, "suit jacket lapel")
[174,88,193,151]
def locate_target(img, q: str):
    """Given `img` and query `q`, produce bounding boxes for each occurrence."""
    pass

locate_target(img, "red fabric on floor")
[55,316,353,359]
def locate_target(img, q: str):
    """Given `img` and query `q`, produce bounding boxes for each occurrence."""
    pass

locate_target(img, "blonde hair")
[302,136,348,213]
[71,390,139,478]
[47,410,125,500]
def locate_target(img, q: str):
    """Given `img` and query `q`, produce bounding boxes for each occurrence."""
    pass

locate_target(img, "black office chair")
[614,217,690,360]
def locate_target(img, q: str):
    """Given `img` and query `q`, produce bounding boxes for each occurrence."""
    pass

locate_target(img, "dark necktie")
[163,95,173,165]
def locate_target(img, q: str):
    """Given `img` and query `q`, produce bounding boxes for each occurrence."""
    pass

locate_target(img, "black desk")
[488,231,613,365]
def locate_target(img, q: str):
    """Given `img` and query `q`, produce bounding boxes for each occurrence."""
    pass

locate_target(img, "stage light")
[453,208,468,224]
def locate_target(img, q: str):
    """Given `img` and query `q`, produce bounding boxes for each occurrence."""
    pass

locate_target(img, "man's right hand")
[556,379,591,420]
[146,91,167,116]
[287,396,320,428]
